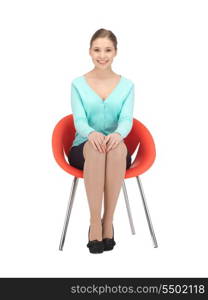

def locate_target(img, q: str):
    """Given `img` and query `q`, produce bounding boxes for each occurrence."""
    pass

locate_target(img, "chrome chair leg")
[136,176,158,248]
[59,176,79,251]
[122,181,136,235]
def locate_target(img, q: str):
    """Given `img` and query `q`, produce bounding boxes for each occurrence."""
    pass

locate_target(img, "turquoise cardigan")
[70,75,135,147]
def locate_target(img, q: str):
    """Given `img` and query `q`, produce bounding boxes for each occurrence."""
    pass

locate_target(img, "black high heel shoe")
[86,226,104,254]
[102,224,116,251]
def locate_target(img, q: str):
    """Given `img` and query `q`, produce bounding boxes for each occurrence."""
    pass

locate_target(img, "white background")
[0,0,208,277]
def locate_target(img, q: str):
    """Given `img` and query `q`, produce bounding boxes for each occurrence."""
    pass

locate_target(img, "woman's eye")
[94,49,111,52]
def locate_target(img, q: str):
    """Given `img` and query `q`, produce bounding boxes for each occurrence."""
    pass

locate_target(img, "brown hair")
[90,28,117,51]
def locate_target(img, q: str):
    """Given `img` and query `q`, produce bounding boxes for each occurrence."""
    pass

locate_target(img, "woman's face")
[89,37,117,69]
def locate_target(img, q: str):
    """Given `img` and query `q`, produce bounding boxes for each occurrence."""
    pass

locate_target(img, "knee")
[83,141,105,159]
[107,141,128,158]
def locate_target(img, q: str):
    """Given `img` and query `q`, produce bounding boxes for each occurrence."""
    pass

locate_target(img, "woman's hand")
[103,133,123,152]
[88,131,106,153]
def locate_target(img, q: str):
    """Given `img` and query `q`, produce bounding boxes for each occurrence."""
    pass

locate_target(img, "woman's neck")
[89,68,116,79]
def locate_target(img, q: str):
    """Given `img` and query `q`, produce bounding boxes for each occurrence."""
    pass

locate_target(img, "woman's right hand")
[88,131,106,153]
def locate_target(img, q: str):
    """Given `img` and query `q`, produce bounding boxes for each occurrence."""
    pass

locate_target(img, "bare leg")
[83,141,106,241]
[102,141,127,238]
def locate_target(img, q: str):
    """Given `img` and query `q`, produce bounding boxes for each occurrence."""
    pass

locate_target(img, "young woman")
[68,28,135,254]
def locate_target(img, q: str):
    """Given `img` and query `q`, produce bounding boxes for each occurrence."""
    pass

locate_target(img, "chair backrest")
[126,118,156,170]
[51,115,74,165]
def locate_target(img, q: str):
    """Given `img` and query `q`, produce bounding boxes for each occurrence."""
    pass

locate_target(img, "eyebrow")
[93,47,112,49]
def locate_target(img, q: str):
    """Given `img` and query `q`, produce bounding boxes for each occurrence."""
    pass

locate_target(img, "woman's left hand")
[103,133,122,152]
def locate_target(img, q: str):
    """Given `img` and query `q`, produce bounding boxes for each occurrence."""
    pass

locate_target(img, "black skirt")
[68,141,132,170]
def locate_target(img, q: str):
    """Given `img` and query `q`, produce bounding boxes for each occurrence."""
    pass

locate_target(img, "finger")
[112,142,118,150]
[105,136,110,144]
[101,143,106,152]
[99,138,106,153]
[102,137,107,150]
[100,143,105,153]
[102,137,107,145]
[91,141,98,151]
[107,142,114,151]
[111,140,118,150]
[102,139,107,151]
[95,140,103,153]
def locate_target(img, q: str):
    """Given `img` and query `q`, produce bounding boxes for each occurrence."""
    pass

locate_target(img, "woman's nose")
[99,53,106,59]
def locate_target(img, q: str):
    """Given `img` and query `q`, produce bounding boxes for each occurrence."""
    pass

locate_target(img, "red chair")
[52,114,158,250]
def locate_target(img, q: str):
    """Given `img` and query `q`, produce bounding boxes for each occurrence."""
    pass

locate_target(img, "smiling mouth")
[97,60,108,64]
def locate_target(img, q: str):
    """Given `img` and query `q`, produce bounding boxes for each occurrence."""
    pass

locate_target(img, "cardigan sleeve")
[71,83,95,138]
[114,83,135,139]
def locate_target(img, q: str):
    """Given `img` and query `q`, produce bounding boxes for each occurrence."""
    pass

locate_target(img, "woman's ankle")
[101,217,113,226]
[89,222,102,241]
